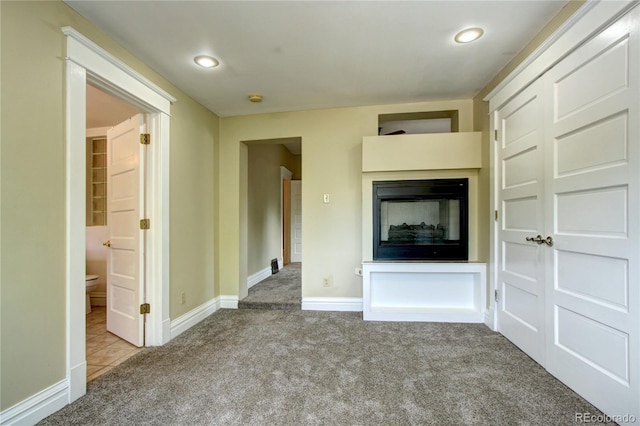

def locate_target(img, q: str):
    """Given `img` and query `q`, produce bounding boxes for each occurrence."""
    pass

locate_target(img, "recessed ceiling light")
[194,55,219,68]
[454,27,484,44]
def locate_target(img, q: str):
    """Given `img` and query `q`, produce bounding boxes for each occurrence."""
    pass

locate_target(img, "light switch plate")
[323,193,330,203]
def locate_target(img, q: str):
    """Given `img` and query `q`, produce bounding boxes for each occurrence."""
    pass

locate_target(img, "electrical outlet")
[322,276,332,287]
[180,292,186,304]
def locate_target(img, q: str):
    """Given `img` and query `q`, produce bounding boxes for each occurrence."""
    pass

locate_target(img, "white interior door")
[106,114,146,347]
[544,9,639,419]
[290,180,302,263]
[495,80,546,365]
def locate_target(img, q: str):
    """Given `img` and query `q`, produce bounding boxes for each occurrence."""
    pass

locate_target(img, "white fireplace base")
[362,262,486,322]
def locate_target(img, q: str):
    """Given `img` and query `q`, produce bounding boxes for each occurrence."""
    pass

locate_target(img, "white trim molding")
[61,27,176,111]
[220,295,239,309]
[0,380,68,426]
[302,297,363,312]
[484,308,497,332]
[170,298,220,339]
[65,58,88,407]
[63,26,174,406]
[144,111,171,347]
[248,266,272,289]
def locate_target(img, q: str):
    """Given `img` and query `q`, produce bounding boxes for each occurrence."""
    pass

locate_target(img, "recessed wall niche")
[86,137,107,226]
[378,110,459,135]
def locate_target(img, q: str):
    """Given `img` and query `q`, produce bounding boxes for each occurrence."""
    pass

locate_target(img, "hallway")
[238,263,301,310]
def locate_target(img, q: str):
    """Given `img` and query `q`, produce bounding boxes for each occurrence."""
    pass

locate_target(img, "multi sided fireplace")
[373,178,468,261]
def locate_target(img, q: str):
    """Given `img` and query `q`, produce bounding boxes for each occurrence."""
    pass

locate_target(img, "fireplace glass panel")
[380,199,460,245]
[373,178,468,261]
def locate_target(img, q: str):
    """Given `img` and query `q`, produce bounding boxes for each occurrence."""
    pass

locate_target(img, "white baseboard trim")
[0,379,68,426]
[170,297,220,340]
[89,291,106,306]
[220,295,239,309]
[484,307,497,331]
[68,362,86,403]
[248,266,272,289]
[302,297,363,312]
[161,318,172,345]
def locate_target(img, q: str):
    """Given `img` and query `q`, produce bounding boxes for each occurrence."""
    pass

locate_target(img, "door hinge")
[140,218,150,230]
[140,303,151,315]
[494,129,499,140]
[494,289,499,302]
[495,210,499,221]
[140,133,150,145]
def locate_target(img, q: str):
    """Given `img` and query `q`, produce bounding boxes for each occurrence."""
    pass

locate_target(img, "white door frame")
[63,27,174,403]
[280,166,293,268]
[290,180,303,263]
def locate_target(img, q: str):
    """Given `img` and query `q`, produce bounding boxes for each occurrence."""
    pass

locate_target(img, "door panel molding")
[495,80,546,365]
[543,9,639,417]
[490,5,639,421]
[106,115,145,347]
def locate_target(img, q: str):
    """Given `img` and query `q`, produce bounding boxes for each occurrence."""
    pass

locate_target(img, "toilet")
[85,275,99,314]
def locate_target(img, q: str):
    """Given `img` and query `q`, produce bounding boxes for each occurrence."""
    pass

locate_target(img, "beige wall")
[247,144,299,276]
[0,0,218,410]
[219,100,474,301]
[169,90,218,319]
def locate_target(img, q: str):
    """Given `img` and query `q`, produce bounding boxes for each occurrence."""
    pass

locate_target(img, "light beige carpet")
[39,309,611,425]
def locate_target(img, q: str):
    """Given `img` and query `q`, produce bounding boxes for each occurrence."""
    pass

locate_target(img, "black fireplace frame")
[373,178,468,261]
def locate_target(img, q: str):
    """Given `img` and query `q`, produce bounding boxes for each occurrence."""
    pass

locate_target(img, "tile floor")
[86,306,142,382]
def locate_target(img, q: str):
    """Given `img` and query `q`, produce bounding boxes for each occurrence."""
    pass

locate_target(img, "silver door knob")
[525,235,553,246]
[526,235,544,244]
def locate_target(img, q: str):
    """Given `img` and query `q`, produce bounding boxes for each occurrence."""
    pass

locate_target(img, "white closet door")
[544,8,639,420]
[106,114,146,347]
[496,80,546,364]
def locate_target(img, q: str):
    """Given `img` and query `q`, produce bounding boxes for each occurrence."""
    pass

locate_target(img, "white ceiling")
[67,1,569,117]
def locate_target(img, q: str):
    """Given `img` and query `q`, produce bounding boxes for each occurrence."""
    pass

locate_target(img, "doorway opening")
[85,84,144,381]
[64,27,173,403]
[239,138,302,309]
